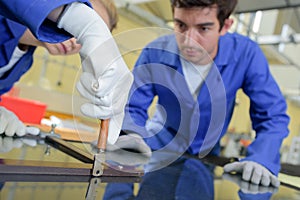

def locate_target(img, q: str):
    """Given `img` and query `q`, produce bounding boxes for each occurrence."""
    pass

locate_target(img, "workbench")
[0,134,299,200]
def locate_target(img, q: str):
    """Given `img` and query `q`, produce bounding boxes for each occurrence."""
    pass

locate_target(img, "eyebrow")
[173,18,215,27]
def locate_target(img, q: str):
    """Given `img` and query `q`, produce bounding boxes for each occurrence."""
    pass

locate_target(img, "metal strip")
[0,158,143,177]
[0,173,142,183]
[44,136,144,177]
[45,136,94,163]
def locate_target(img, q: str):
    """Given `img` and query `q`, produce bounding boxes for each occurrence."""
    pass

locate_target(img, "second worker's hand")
[0,106,40,137]
[223,161,280,188]
[0,136,38,153]
[222,173,279,195]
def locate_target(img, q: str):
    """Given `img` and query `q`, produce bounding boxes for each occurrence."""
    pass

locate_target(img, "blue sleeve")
[122,47,156,137]
[0,15,26,66]
[0,0,90,43]
[0,16,35,95]
[241,43,290,175]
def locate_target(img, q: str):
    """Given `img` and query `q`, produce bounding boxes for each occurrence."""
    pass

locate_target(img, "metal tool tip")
[98,148,105,153]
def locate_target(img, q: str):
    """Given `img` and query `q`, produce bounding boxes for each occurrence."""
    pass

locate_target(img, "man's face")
[173,6,227,65]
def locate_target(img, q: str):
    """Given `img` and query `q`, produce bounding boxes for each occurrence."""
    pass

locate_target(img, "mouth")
[182,47,202,57]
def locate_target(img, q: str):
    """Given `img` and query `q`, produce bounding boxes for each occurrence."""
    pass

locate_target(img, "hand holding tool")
[58,2,133,146]
[224,161,280,187]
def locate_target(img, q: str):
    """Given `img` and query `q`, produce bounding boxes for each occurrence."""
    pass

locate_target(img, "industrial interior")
[1,0,300,199]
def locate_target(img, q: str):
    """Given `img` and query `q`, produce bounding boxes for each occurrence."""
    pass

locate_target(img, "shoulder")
[145,34,177,51]
[140,34,179,60]
[220,32,259,48]
[135,34,179,67]
[219,32,264,62]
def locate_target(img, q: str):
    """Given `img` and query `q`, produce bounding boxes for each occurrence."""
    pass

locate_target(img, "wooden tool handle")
[97,119,110,152]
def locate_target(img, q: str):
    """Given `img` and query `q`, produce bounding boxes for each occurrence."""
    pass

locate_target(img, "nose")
[183,29,198,46]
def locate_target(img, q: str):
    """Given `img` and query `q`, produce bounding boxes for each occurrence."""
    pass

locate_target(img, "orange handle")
[97,119,110,152]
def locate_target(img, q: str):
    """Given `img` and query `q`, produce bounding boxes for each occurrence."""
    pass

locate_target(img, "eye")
[175,21,186,31]
[200,26,210,32]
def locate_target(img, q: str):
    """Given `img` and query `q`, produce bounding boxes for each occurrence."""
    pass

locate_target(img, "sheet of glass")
[1,136,300,200]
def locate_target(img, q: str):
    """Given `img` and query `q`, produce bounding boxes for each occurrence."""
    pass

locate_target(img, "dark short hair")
[170,0,238,29]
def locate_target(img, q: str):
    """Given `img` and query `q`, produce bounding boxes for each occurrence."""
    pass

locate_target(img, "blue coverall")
[122,33,290,175]
[0,0,89,95]
[103,156,214,200]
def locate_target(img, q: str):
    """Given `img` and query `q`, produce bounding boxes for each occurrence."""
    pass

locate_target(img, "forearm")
[18,29,44,49]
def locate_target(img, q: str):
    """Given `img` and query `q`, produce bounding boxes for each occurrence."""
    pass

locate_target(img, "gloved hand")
[91,133,151,172]
[57,2,133,144]
[223,161,280,187]
[108,133,152,157]
[222,173,278,194]
[0,106,40,137]
[92,132,152,157]
[0,136,37,153]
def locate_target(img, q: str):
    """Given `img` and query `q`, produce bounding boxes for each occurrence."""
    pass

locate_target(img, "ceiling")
[235,0,300,13]
[115,0,300,26]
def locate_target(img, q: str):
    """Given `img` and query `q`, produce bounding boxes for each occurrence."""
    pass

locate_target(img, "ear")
[220,18,234,36]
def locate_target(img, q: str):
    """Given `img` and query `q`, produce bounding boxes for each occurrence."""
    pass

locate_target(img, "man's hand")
[91,133,151,169]
[77,69,133,145]
[44,38,81,55]
[0,106,40,137]
[0,136,37,153]
[223,161,280,187]
[222,173,278,194]
[92,132,152,157]
[57,2,133,144]
[107,133,152,157]
[19,29,81,56]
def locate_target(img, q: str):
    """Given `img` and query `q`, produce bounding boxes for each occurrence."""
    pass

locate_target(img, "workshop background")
[10,0,300,164]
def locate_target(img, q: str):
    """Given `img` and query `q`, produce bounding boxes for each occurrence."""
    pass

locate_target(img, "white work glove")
[92,133,152,158]
[223,161,280,187]
[91,133,151,171]
[222,173,278,194]
[0,136,37,153]
[107,133,152,157]
[0,106,40,137]
[58,2,133,144]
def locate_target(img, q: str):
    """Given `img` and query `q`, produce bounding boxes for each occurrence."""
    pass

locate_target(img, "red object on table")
[0,95,47,124]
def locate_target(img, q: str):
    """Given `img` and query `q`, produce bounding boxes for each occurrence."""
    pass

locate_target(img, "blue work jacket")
[122,33,290,175]
[0,0,89,95]
[0,16,34,94]
[103,156,214,200]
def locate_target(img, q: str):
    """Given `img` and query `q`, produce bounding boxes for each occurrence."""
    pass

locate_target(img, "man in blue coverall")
[0,0,133,145]
[120,0,290,187]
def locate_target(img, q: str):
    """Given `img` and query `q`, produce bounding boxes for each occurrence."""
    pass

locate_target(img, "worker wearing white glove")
[92,132,152,157]
[0,106,40,137]
[223,161,280,187]
[222,173,278,194]
[0,136,38,153]
[57,2,133,145]
[106,133,152,157]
